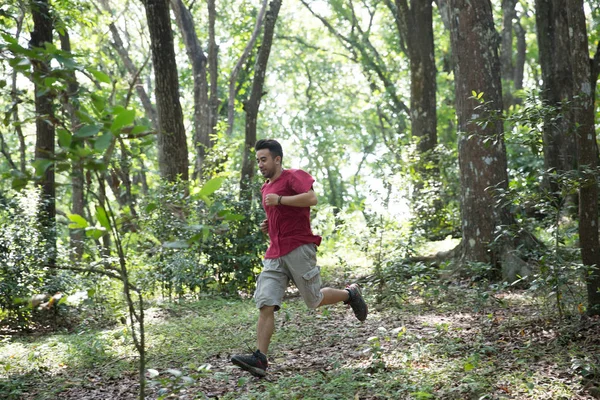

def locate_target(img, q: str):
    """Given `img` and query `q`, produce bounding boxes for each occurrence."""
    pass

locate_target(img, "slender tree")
[390,0,437,155]
[99,0,158,129]
[240,0,282,197]
[567,0,600,314]
[535,0,576,197]
[59,29,85,261]
[30,0,57,269]
[141,0,189,183]
[171,0,217,177]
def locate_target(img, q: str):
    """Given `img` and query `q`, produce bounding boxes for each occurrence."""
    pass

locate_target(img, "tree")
[58,28,86,261]
[30,0,57,270]
[567,0,600,314]
[535,0,576,198]
[447,0,512,269]
[141,0,189,183]
[171,0,218,177]
[389,0,437,155]
[239,0,282,197]
[500,0,526,108]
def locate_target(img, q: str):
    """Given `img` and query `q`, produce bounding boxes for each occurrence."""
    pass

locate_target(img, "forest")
[1,0,600,399]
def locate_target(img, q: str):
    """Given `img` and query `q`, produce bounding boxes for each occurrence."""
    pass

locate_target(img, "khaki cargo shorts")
[254,244,323,310]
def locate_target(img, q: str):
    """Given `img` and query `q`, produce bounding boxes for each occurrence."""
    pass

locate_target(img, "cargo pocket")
[301,265,322,308]
[302,266,320,281]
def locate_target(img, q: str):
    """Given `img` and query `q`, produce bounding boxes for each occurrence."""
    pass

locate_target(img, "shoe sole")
[231,357,267,377]
[348,285,368,321]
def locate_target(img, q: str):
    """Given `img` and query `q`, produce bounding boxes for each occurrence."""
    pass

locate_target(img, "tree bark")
[567,0,600,315]
[30,0,57,269]
[142,0,189,183]
[448,0,511,268]
[227,0,269,136]
[239,0,282,197]
[394,0,437,154]
[59,30,86,262]
[535,0,576,195]
[99,0,158,129]
[171,0,213,177]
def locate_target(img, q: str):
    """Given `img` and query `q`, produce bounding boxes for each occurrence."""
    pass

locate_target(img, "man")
[231,139,368,377]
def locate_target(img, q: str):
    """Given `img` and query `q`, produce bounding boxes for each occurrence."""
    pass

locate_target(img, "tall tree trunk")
[535,0,576,197]
[239,0,282,198]
[448,0,511,268]
[227,0,269,136]
[171,0,212,177]
[567,0,600,315]
[99,0,158,129]
[59,30,85,262]
[500,0,516,107]
[142,0,189,183]
[30,0,57,269]
[394,0,437,154]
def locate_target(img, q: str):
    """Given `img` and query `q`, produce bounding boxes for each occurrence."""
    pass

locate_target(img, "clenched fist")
[264,193,281,206]
[260,219,268,234]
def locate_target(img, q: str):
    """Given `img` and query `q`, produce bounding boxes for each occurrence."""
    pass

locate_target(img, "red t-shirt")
[262,169,322,258]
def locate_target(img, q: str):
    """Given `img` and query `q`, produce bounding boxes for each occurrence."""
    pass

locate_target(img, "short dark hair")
[255,139,283,161]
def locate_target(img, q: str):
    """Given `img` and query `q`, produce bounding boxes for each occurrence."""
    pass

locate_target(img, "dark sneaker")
[231,350,268,377]
[345,283,368,321]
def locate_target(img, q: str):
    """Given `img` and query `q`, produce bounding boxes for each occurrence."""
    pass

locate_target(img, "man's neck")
[268,167,284,183]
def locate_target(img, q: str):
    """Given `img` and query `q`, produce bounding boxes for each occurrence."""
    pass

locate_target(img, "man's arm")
[264,190,317,207]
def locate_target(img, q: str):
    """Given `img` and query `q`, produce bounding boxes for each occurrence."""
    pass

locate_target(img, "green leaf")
[464,362,474,372]
[90,94,106,113]
[223,212,245,221]
[94,132,113,152]
[75,124,101,138]
[96,206,111,231]
[111,109,136,133]
[89,68,111,84]
[198,176,224,197]
[57,129,72,148]
[33,159,53,177]
[130,125,149,135]
[67,213,88,229]
[85,227,107,240]
[163,241,189,249]
[144,202,158,213]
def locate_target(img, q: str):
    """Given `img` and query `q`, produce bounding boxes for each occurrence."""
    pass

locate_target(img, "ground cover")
[2,281,599,399]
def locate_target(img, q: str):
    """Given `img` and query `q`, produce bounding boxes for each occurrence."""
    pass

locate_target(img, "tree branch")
[227,0,268,136]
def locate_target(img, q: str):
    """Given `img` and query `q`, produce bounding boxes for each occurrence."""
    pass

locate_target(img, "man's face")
[256,149,279,179]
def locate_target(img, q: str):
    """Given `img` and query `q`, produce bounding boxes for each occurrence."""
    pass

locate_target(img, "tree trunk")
[142,0,189,183]
[396,0,437,154]
[240,0,282,197]
[448,0,511,268]
[59,30,86,262]
[567,0,600,315]
[535,0,576,196]
[99,0,158,129]
[30,0,57,269]
[171,0,212,177]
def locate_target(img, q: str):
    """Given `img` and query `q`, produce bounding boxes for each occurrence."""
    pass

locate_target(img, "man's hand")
[260,219,268,234]
[264,193,280,206]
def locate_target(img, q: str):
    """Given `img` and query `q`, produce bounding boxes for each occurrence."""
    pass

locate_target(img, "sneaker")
[344,283,368,321]
[231,350,268,377]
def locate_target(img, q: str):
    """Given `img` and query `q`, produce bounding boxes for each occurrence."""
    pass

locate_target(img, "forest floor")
[2,275,600,399]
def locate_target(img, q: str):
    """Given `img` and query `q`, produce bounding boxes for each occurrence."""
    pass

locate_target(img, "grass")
[1,269,600,399]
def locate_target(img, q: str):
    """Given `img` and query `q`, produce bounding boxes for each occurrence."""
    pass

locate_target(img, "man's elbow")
[310,194,318,206]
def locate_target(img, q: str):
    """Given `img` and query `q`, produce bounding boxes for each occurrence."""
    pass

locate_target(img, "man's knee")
[259,305,276,315]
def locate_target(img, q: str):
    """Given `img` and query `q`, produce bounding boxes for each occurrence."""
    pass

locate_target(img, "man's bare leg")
[257,305,276,354]
[318,287,350,306]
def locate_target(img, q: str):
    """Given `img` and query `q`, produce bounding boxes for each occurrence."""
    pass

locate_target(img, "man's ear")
[275,156,281,164]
